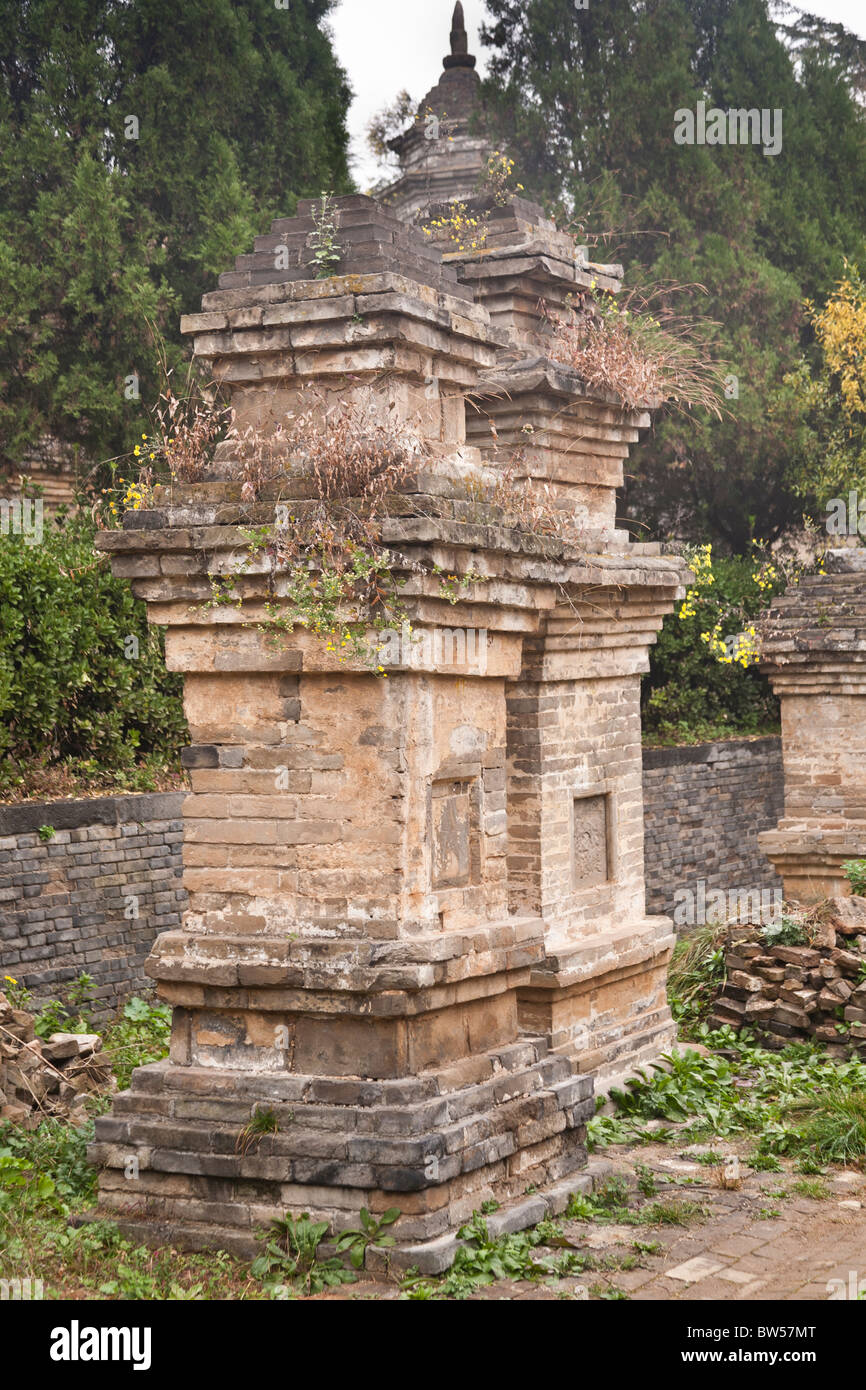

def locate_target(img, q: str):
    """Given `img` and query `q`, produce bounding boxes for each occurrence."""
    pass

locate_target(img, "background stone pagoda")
[87,6,686,1270]
[378,3,490,221]
[759,548,866,902]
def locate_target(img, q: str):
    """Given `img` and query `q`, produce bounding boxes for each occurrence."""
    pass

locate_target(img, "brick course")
[642,736,784,925]
[0,746,788,1017]
[0,793,185,1019]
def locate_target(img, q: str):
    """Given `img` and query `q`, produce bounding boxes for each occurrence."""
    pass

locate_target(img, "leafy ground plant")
[251,1214,357,1298]
[843,859,866,897]
[760,915,812,948]
[565,1174,637,1224]
[32,973,96,1040]
[606,1029,866,1167]
[335,1206,400,1269]
[101,997,171,1090]
[400,1212,595,1301]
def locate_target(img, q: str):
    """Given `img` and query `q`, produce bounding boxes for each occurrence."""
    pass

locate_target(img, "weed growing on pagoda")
[547,285,729,418]
[421,151,525,253]
[97,337,229,525]
[308,193,343,278]
[219,387,436,670]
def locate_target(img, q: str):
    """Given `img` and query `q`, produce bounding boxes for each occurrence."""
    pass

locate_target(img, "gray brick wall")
[642,736,784,926]
[0,793,186,1020]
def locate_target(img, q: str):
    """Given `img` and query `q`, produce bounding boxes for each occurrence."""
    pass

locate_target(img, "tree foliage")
[785,264,866,514]
[641,545,791,744]
[0,510,187,789]
[479,0,866,549]
[0,0,352,472]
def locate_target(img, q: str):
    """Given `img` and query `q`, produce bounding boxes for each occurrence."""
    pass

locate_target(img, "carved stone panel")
[432,778,479,888]
[572,793,610,889]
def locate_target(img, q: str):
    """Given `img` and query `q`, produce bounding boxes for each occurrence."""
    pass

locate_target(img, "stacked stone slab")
[86,188,685,1265]
[0,991,113,1127]
[708,903,866,1052]
[758,549,866,902]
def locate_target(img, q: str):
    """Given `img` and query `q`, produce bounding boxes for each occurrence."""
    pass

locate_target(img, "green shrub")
[760,916,810,948]
[642,545,791,744]
[0,509,186,789]
[843,860,866,897]
[33,972,96,1040]
[102,997,171,1089]
[0,1117,96,1207]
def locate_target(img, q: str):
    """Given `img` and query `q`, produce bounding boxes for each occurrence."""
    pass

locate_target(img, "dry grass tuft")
[547,285,729,418]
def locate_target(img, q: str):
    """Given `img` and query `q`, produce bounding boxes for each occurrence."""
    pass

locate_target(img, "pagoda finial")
[451,3,468,55]
[444,1,476,69]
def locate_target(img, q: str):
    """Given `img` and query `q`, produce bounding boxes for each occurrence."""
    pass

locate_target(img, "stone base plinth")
[87,1037,592,1265]
[759,823,866,904]
[519,918,677,1086]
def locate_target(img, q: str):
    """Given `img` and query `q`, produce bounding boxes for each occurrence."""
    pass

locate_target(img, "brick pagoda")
[87,10,686,1271]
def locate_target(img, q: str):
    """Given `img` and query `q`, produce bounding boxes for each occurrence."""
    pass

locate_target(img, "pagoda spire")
[444,1,476,69]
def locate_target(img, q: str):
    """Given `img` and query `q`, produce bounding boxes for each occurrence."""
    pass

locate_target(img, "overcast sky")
[329,0,866,189]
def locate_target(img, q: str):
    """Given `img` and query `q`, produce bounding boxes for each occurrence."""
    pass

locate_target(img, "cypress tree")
[479,0,866,547]
[0,0,352,470]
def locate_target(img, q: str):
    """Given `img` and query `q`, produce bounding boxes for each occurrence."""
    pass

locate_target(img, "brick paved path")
[308,1147,866,1301]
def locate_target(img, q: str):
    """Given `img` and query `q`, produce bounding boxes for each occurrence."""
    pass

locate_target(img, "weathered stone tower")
[759,549,866,902]
[378,2,490,220]
[88,8,685,1270]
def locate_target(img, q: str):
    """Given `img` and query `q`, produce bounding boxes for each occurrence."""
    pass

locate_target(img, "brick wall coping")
[642,735,781,772]
[0,791,184,838]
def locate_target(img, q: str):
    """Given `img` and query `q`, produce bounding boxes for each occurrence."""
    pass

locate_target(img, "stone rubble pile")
[709,897,866,1054]
[0,991,115,1127]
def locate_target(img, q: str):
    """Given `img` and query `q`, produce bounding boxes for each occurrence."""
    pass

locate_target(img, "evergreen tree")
[0,0,352,471]
[479,0,866,548]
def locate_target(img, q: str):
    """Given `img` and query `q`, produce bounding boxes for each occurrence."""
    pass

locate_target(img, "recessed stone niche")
[431,777,481,890]
[572,792,612,890]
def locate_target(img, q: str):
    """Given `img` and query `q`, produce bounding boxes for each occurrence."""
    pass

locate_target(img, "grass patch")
[667,924,728,1036]
[0,1118,265,1300]
[639,1199,708,1227]
[784,1089,866,1166]
[789,1177,831,1201]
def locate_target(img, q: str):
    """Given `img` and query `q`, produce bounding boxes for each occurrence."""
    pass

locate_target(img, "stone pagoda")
[378,3,490,221]
[87,8,686,1271]
[759,549,866,903]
